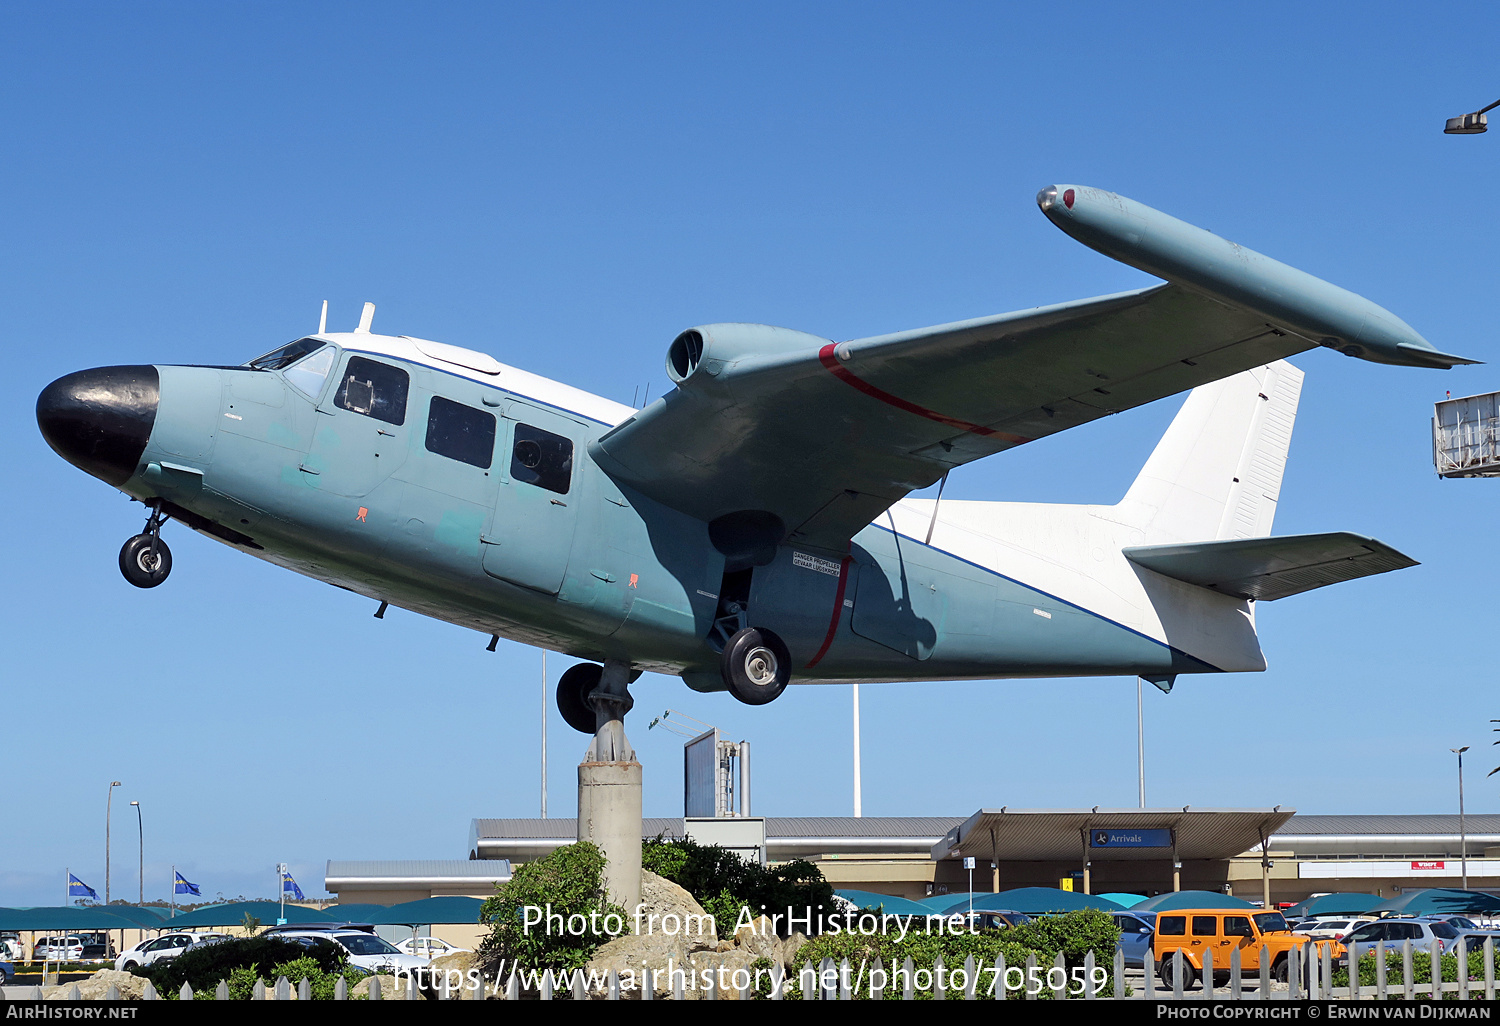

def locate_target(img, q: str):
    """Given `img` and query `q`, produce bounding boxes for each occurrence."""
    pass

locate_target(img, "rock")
[636,870,717,950]
[777,931,810,968]
[45,970,148,1001]
[350,974,412,1000]
[734,916,780,962]
[585,931,702,999]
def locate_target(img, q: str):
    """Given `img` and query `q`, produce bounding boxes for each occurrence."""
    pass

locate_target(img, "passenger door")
[482,404,583,594]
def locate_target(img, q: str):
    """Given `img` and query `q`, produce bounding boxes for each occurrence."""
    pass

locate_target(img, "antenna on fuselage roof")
[355,302,376,333]
[317,300,328,335]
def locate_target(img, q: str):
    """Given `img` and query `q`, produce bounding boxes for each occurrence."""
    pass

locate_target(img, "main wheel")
[119,534,172,588]
[1271,957,1289,985]
[721,627,790,705]
[557,663,603,734]
[1159,955,1197,990]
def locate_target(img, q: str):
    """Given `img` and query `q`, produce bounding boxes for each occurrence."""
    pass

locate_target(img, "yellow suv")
[1153,909,1326,988]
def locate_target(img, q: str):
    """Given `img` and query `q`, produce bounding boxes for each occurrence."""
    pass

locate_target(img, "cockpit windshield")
[248,338,338,398]
[248,338,326,371]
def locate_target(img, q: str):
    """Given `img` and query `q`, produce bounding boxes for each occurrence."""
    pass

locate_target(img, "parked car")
[1291,917,1377,942]
[261,925,425,975]
[0,960,13,985]
[114,932,230,971]
[1154,909,1332,989]
[0,933,21,960]
[394,937,472,961]
[1334,918,1459,960]
[1113,912,1155,969]
[32,937,84,961]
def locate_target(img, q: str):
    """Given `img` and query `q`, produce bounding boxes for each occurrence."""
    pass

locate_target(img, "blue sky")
[5,2,1499,906]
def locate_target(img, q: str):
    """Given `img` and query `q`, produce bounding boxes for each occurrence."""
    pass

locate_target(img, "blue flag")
[68,874,97,900]
[174,872,200,896]
[281,872,305,901]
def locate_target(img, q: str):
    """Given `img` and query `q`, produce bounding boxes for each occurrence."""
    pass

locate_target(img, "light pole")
[1453,747,1470,889]
[1445,99,1500,135]
[106,781,121,904]
[130,802,143,903]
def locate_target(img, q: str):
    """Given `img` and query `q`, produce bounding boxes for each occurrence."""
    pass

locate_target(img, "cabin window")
[335,356,408,425]
[1191,916,1218,937]
[426,396,496,469]
[510,423,573,495]
[1158,916,1186,936]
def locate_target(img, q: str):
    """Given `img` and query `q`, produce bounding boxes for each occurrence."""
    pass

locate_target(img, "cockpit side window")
[284,345,337,398]
[335,356,409,425]
[510,423,573,494]
[248,338,326,371]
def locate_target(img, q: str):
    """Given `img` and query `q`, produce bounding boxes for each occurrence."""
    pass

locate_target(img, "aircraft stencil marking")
[37,186,1461,723]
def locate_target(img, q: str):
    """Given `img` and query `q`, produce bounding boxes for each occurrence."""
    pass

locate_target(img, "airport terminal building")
[435,811,1500,908]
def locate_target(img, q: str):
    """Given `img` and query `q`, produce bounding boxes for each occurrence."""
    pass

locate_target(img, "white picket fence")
[15,937,1500,1000]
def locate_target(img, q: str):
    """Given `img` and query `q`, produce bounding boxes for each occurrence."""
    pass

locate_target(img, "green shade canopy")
[937,888,1124,916]
[1284,893,1384,919]
[1366,889,1500,917]
[156,901,338,928]
[835,890,933,916]
[1131,890,1256,913]
[0,906,163,932]
[363,897,487,926]
[322,903,389,922]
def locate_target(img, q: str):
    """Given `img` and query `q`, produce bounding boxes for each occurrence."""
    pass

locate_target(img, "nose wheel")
[119,503,172,588]
[557,662,637,734]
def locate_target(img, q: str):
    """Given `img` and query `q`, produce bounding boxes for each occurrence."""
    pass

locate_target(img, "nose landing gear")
[557,662,638,735]
[119,503,172,589]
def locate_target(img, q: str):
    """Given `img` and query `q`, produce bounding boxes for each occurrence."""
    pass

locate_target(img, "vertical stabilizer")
[1116,361,1303,545]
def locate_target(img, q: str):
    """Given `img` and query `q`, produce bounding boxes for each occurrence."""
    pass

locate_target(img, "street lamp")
[106,781,121,904]
[1445,99,1500,135]
[130,802,143,903]
[1453,747,1470,889]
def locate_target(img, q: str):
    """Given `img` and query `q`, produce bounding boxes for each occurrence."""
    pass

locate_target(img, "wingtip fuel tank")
[1037,184,1479,369]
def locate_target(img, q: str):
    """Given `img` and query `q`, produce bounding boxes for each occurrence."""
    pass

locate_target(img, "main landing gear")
[119,502,172,589]
[720,627,790,705]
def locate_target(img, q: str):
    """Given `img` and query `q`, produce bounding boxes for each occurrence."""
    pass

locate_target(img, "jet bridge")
[1434,390,1500,478]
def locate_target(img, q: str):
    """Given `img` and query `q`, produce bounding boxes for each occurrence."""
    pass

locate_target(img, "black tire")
[119,534,172,588]
[123,961,138,971]
[721,627,790,705]
[1159,956,1198,990]
[557,663,603,734]
[1271,957,1288,984]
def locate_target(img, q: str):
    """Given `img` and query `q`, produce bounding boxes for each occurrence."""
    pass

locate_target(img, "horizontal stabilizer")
[1122,532,1418,601]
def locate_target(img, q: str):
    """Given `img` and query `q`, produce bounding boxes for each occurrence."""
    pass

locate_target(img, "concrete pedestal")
[576,658,643,912]
[578,759,643,911]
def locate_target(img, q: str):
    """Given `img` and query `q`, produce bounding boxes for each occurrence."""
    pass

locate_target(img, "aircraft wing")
[590,185,1474,554]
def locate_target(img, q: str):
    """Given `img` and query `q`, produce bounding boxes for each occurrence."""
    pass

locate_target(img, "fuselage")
[37,331,1219,690]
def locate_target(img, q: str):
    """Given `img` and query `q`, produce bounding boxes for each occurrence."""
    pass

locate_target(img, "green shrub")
[135,936,361,998]
[1332,946,1490,993]
[639,836,835,937]
[781,908,1122,1000]
[477,841,625,973]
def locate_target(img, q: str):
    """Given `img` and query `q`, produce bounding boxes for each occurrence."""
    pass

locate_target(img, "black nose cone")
[37,366,159,486]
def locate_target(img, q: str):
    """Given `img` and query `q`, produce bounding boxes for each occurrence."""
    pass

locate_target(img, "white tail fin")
[1116,361,1303,544]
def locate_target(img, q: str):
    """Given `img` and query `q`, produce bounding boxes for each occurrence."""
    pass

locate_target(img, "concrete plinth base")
[578,759,643,911]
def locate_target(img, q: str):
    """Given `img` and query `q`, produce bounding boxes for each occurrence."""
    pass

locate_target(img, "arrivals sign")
[1091,829,1172,849]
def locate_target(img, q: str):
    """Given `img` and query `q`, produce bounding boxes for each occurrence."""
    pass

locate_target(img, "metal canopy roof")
[325,860,512,891]
[931,808,1296,863]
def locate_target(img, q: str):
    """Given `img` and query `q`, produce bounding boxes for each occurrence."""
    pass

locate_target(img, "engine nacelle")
[665,323,830,388]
